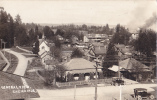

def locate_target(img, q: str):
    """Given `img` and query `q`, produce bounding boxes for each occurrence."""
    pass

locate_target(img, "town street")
[3,49,28,76]
[26,83,157,100]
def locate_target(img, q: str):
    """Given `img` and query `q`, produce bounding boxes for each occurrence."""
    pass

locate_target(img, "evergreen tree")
[133,29,156,56]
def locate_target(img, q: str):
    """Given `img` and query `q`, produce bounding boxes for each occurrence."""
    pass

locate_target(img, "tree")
[50,46,61,61]
[133,29,156,56]
[0,10,8,23]
[102,24,110,34]
[14,25,28,46]
[115,24,121,33]
[43,26,54,39]
[32,40,39,54]
[15,14,22,24]
[0,10,15,48]
[53,38,61,48]
[28,28,35,45]
[82,24,87,30]
[111,25,131,45]
[71,48,83,58]
[102,42,118,77]
[41,61,66,85]
[7,14,14,47]
[56,29,64,36]
[56,65,66,82]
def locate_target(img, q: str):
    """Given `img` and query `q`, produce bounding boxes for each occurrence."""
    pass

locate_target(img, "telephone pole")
[94,58,101,100]
[95,64,98,100]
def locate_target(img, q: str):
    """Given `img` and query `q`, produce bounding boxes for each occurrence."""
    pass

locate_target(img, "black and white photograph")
[0,0,156,100]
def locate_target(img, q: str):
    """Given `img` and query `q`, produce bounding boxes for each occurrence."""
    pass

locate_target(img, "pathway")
[4,49,28,76]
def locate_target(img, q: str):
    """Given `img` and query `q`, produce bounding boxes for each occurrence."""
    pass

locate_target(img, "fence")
[56,78,112,87]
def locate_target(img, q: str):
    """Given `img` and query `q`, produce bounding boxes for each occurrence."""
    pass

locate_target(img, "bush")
[99,72,104,79]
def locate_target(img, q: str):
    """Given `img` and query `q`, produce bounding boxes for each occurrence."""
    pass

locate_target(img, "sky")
[0,0,156,31]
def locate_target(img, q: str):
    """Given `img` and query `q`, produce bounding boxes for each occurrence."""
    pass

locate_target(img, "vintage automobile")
[134,88,155,100]
[111,77,124,86]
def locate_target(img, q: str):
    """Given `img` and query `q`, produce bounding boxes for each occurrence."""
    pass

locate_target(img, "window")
[42,46,45,50]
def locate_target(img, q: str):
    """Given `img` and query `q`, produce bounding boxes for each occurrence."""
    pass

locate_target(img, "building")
[39,40,50,52]
[114,44,133,59]
[92,42,107,56]
[83,43,107,62]
[119,58,151,81]
[63,58,102,81]
[61,47,74,62]
[83,34,108,42]
[108,65,124,77]
[79,30,88,35]
[56,35,64,41]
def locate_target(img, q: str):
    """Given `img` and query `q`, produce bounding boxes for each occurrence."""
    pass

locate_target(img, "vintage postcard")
[0,0,156,100]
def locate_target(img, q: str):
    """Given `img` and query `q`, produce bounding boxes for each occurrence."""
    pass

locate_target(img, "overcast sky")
[0,0,156,30]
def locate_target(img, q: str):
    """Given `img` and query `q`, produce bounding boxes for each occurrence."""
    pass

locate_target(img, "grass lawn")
[11,48,29,53]
[20,46,33,51]
[24,58,50,89]
[11,47,37,58]
[22,54,38,58]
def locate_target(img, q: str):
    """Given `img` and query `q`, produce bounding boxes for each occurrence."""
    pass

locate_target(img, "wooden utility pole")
[0,39,2,49]
[53,65,56,86]
[95,64,98,100]
[118,57,120,78]
[74,85,76,100]
[119,85,122,100]
[94,58,100,100]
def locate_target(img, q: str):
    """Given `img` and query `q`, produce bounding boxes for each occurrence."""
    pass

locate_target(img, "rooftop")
[119,58,150,72]
[85,34,108,39]
[64,58,102,74]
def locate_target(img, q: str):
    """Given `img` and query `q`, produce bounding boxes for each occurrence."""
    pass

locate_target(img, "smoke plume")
[142,12,157,29]
[127,1,156,32]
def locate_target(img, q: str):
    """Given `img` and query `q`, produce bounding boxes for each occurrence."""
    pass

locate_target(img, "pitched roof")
[39,39,54,47]
[94,46,107,55]
[0,71,40,100]
[114,44,133,55]
[119,58,150,72]
[85,34,108,39]
[64,58,102,74]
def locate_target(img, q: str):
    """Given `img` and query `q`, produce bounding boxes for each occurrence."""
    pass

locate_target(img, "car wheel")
[134,94,136,98]
[150,95,155,100]
[115,83,119,86]
[137,95,142,100]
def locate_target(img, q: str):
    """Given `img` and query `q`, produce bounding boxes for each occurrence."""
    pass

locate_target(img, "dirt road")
[4,49,28,76]
[26,83,157,100]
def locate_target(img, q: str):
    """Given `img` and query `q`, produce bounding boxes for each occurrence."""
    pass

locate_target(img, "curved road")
[4,49,28,76]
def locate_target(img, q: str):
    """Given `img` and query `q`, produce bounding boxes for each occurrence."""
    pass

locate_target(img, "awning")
[108,65,124,72]
[0,71,40,100]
